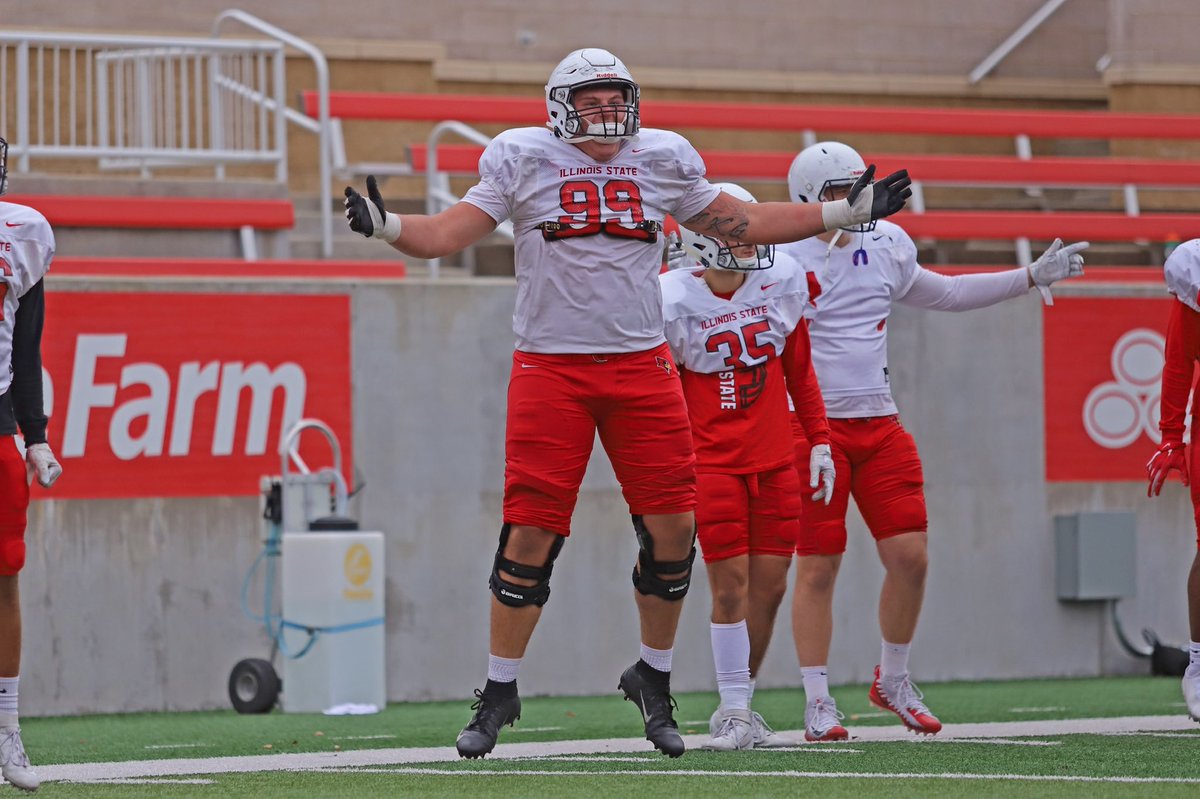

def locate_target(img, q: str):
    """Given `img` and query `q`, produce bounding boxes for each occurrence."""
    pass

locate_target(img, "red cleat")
[868,665,942,735]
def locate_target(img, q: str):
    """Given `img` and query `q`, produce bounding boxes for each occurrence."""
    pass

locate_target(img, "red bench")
[310,91,1200,266]
[304,91,1200,140]
[895,211,1200,243]
[4,194,295,261]
[49,257,406,279]
[407,143,1200,188]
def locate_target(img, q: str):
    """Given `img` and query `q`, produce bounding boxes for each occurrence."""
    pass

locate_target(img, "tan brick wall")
[10,0,1115,81]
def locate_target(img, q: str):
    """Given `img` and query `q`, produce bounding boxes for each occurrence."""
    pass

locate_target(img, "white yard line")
[38,714,1198,784]
[328,767,1200,785]
[142,743,210,750]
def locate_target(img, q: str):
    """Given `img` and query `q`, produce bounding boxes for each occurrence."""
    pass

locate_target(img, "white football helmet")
[788,141,874,232]
[545,48,640,144]
[679,183,774,271]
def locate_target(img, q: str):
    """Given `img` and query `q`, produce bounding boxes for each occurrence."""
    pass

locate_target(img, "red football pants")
[503,343,697,535]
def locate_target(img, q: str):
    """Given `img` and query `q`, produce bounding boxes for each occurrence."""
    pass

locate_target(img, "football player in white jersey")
[0,135,64,792]
[662,183,834,750]
[779,141,1086,741]
[344,50,912,759]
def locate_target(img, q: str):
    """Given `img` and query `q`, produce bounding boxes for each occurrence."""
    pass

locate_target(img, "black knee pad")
[489,523,565,608]
[630,514,696,601]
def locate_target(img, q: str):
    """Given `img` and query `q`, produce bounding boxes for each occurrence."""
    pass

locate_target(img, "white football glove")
[343,175,402,243]
[1028,238,1088,306]
[25,442,63,488]
[809,443,835,505]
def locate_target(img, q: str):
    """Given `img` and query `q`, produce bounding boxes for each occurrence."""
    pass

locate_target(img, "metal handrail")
[1,29,286,177]
[425,120,514,279]
[213,9,332,258]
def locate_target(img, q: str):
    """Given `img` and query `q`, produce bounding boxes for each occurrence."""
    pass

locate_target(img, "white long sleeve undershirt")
[897,266,1031,312]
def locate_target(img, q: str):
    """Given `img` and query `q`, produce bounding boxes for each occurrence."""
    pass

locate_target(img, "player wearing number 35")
[343,48,912,759]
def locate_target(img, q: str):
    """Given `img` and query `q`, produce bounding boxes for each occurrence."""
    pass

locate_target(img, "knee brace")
[630,514,696,601]
[489,523,565,608]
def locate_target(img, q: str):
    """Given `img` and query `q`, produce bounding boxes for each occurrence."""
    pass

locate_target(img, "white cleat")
[1182,671,1200,722]
[703,706,754,751]
[804,695,849,742]
[749,709,790,747]
[0,727,39,792]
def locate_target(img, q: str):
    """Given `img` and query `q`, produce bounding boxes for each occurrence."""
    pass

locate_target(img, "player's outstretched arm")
[681,165,911,245]
[344,175,497,259]
[1149,300,1199,497]
[1027,238,1089,306]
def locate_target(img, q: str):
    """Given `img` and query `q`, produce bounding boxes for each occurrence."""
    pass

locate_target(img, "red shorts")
[503,343,696,536]
[696,465,801,563]
[0,437,30,575]
[795,416,927,557]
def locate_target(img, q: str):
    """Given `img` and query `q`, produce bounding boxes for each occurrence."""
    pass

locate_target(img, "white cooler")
[280,531,386,713]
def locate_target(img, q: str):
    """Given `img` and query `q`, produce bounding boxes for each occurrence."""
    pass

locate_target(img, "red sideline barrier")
[49,257,406,279]
[304,91,1200,139]
[4,195,295,230]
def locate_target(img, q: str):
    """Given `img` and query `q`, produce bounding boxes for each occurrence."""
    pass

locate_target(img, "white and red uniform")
[0,201,54,576]
[661,253,829,561]
[1159,239,1200,544]
[462,127,722,534]
[779,220,1033,554]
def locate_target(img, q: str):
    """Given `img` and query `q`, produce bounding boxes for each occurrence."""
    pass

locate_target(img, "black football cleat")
[455,686,521,758]
[618,661,685,757]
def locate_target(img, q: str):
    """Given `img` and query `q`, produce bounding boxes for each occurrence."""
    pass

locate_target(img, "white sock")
[748,677,757,704]
[710,621,751,710]
[0,676,16,725]
[801,666,830,701]
[880,640,911,681]
[640,643,673,673]
[487,654,521,684]
[1189,642,1200,674]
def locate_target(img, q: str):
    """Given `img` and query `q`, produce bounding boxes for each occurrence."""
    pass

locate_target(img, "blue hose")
[240,520,383,660]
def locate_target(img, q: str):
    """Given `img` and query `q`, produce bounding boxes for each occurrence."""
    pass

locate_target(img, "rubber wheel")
[229,658,280,713]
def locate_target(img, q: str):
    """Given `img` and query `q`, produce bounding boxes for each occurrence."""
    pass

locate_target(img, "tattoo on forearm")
[685,194,750,241]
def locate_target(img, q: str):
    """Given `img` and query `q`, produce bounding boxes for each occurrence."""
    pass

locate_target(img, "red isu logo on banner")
[34,292,352,499]
[1044,296,1180,482]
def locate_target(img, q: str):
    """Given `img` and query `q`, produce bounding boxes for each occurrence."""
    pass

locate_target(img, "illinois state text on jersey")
[661,252,827,473]
[462,127,721,355]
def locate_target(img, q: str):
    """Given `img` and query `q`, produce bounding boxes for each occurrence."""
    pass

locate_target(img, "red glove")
[1147,439,1189,497]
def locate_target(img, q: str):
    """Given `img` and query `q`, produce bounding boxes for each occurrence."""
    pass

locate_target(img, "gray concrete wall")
[19,275,1185,716]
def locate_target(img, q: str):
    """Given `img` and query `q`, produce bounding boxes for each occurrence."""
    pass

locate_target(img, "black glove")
[845,165,912,222]
[344,175,400,242]
[867,168,912,220]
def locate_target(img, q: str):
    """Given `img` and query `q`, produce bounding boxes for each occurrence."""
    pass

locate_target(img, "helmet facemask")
[552,81,639,144]
[682,230,774,272]
[0,138,8,197]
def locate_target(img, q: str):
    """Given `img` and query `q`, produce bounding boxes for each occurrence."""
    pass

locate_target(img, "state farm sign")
[35,292,352,499]
[1043,296,1181,482]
